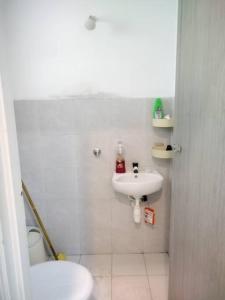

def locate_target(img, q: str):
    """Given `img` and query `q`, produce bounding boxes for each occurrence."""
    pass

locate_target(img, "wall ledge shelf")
[152,118,174,128]
[152,148,173,159]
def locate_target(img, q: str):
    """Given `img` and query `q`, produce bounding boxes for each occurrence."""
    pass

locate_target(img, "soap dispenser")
[115,141,126,173]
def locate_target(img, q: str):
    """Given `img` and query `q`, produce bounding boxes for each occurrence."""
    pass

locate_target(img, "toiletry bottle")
[152,98,164,119]
[116,141,126,173]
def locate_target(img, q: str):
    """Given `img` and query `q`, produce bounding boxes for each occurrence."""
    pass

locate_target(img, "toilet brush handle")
[22,180,58,260]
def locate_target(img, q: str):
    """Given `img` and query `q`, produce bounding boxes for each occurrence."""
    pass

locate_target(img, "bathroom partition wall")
[170,0,225,299]
[14,97,172,255]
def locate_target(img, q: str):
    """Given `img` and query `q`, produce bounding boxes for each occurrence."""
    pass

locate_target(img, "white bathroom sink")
[112,171,163,198]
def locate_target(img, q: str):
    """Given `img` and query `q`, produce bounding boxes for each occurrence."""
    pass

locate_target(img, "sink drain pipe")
[128,196,141,224]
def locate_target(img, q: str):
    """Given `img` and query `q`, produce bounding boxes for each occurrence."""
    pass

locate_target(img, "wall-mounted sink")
[112,171,163,198]
[112,171,163,224]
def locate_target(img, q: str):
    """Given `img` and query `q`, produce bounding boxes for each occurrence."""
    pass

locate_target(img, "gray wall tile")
[44,167,77,198]
[45,195,80,254]
[40,135,79,169]
[17,133,43,172]
[79,196,112,254]
[14,97,172,255]
[37,100,77,135]
[14,101,39,133]
[111,195,145,253]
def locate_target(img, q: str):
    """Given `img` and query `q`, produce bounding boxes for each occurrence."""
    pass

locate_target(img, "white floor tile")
[66,253,168,300]
[112,276,152,300]
[112,254,146,276]
[90,277,111,300]
[149,276,168,300]
[144,253,169,275]
[80,255,111,276]
[67,255,80,263]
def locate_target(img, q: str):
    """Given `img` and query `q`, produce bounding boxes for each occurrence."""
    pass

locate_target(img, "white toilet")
[31,261,93,300]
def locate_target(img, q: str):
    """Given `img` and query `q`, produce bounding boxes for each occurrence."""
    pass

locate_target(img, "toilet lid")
[31,261,93,300]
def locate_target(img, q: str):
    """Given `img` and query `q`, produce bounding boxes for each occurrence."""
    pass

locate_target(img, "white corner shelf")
[152,118,174,128]
[152,148,173,159]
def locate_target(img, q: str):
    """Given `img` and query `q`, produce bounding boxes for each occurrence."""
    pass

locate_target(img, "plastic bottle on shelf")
[152,98,164,119]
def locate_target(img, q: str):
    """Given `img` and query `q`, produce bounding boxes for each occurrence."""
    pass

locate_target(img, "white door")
[0,220,10,299]
[0,74,31,299]
[169,1,225,299]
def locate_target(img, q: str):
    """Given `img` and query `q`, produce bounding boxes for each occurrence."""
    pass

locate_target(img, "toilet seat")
[31,261,93,300]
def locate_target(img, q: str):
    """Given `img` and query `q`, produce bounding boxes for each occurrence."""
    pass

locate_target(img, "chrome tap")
[133,162,139,175]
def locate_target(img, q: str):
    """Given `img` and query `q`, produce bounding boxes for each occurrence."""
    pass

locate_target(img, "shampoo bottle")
[152,98,164,119]
[116,141,126,173]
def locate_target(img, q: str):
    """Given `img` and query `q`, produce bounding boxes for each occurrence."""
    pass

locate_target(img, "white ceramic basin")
[112,171,163,198]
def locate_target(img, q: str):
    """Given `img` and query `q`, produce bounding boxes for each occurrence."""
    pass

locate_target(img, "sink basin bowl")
[112,171,163,198]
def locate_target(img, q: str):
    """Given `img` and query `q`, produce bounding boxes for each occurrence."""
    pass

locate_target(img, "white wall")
[5,0,178,100]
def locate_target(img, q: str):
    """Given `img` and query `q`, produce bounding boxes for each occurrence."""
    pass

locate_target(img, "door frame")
[0,74,31,299]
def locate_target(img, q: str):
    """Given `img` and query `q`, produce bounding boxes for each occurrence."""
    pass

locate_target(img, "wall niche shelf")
[152,148,173,159]
[152,118,174,128]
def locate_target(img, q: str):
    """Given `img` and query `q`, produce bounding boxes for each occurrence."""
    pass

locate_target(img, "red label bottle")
[115,142,126,173]
[116,159,126,173]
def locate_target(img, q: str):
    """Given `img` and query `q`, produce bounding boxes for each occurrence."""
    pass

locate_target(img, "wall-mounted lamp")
[85,15,97,30]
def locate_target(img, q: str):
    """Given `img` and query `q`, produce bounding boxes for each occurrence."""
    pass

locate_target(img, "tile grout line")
[110,191,113,300]
[143,254,154,300]
[147,275,154,300]
[111,254,113,300]
[110,275,152,278]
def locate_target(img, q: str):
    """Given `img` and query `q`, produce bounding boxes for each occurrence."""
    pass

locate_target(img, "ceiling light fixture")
[85,16,97,30]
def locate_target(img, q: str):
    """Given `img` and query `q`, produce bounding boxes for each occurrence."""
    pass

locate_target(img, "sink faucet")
[133,162,139,174]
